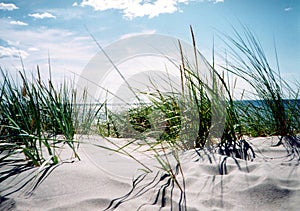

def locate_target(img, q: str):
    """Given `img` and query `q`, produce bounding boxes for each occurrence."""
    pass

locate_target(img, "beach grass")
[0,67,97,195]
[220,26,300,157]
[96,27,299,208]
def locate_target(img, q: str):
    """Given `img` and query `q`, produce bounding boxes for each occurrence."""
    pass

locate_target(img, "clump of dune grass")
[0,67,84,195]
[95,27,257,210]
[85,25,300,209]
[221,26,300,159]
[99,25,299,209]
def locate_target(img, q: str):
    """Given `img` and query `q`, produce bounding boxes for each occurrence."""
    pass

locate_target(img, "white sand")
[1,135,299,210]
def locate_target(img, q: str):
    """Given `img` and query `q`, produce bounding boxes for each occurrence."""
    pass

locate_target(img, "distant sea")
[234,99,300,107]
[76,99,300,122]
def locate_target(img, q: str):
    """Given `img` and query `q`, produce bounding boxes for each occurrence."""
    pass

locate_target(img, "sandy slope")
[1,135,299,210]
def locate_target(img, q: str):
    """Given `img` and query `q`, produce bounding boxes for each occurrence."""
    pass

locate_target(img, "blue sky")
[0,0,299,88]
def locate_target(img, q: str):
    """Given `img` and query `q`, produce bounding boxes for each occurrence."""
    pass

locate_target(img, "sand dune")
[1,135,299,210]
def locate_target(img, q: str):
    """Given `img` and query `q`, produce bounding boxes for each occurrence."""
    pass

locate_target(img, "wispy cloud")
[119,30,157,39]
[29,12,56,19]
[211,0,224,3]
[28,47,39,52]
[0,46,29,59]
[0,2,18,11]
[284,7,292,12]
[10,20,28,26]
[46,7,87,21]
[0,22,97,79]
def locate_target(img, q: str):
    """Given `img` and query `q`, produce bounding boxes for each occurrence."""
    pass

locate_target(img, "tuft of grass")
[98,26,300,209]
[221,26,299,136]
[221,25,300,158]
[95,27,257,209]
[0,67,86,195]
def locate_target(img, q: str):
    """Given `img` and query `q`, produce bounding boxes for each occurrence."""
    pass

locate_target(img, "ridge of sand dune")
[1,135,299,210]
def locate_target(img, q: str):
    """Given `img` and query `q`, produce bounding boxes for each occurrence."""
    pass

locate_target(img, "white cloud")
[28,47,39,52]
[284,7,292,12]
[79,0,223,19]
[29,12,56,19]
[211,0,224,3]
[0,2,18,10]
[119,30,157,39]
[6,39,20,46]
[80,0,189,19]
[0,46,29,59]
[10,20,28,26]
